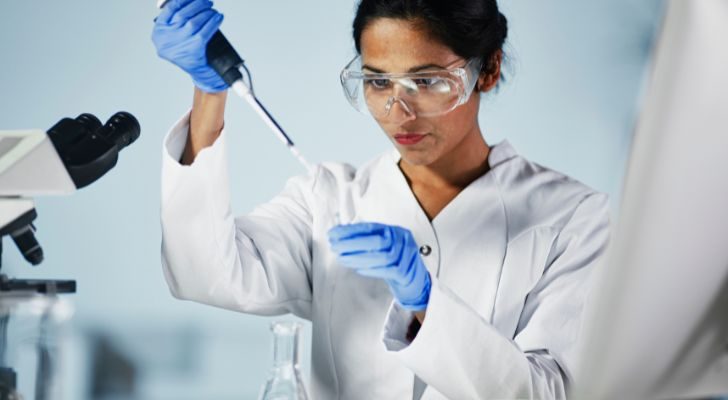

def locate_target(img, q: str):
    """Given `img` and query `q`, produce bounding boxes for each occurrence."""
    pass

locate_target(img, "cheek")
[452,94,481,123]
[432,100,480,140]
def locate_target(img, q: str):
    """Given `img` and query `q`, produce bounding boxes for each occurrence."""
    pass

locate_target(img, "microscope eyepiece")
[97,112,140,150]
[75,113,103,135]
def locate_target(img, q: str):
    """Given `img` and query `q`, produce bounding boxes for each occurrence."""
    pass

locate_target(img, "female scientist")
[153,0,610,398]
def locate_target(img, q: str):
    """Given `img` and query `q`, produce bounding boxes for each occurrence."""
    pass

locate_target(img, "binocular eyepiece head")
[67,112,140,152]
[46,111,140,189]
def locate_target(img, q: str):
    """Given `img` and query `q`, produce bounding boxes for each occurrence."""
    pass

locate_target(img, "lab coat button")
[419,245,432,256]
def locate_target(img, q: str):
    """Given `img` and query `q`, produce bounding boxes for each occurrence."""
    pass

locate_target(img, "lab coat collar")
[380,139,517,230]
[486,140,519,168]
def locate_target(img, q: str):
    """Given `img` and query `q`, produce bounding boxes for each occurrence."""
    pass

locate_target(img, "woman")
[153,0,610,398]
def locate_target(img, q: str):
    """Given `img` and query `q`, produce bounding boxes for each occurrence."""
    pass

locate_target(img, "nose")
[383,96,416,124]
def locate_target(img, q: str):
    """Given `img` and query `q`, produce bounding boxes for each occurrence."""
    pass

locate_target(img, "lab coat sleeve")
[382,193,610,399]
[160,112,315,319]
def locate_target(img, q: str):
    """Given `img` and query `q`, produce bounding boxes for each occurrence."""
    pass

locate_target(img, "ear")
[477,50,503,93]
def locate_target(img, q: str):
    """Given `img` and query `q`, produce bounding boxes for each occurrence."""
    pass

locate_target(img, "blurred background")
[0,0,663,398]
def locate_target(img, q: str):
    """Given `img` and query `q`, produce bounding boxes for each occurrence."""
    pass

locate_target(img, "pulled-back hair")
[352,0,508,76]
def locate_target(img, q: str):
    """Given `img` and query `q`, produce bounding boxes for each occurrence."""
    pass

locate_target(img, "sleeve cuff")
[382,299,416,352]
[163,111,191,163]
[160,110,233,225]
[382,278,486,354]
[380,278,534,399]
[162,110,228,168]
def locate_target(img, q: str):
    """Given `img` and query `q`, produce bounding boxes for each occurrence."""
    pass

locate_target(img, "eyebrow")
[361,63,447,73]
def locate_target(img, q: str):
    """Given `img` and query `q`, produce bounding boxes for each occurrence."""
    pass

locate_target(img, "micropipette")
[157,0,314,173]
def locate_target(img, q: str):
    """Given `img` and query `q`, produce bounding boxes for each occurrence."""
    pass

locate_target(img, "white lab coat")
[160,112,610,399]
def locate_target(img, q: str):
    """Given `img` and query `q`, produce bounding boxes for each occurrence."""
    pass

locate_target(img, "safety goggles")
[340,56,483,120]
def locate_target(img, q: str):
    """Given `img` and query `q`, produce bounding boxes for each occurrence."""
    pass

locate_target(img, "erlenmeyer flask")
[258,321,310,400]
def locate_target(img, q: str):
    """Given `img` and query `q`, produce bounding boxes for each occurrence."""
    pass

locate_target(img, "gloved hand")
[152,0,228,93]
[328,222,431,311]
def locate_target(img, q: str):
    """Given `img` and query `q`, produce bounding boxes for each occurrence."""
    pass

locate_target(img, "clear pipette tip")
[288,145,314,174]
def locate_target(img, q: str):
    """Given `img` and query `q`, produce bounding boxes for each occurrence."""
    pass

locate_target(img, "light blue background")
[0,0,661,398]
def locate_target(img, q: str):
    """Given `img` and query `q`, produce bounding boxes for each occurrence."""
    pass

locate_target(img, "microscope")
[0,112,140,399]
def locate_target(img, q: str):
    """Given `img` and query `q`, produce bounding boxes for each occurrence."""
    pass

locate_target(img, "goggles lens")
[340,56,482,119]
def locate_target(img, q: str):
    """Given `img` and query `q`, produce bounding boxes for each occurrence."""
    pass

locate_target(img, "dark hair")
[352,0,508,76]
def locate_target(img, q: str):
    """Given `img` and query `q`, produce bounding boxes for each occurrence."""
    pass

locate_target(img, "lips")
[394,133,427,145]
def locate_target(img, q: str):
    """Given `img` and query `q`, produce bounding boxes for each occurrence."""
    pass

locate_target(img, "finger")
[170,0,213,25]
[387,227,405,259]
[329,234,391,255]
[328,222,387,242]
[157,0,197,24]
[337,251,393,269]
[353,265,401,281]
[194,11,223,40]
[338,256,400,280]
[180,9,216,37]
[152,26,183,58]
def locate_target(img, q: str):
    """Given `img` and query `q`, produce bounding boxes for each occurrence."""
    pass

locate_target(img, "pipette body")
[157,0,313,173]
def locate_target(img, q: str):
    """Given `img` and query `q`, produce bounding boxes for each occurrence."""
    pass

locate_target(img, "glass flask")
[258,321,310,400]
[0,292,72,400]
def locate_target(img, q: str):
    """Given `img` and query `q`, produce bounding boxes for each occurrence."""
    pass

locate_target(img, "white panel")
[575,1,728,398]
[0,130,76,196]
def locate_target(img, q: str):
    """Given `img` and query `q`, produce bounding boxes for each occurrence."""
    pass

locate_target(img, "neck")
[400,125,491,189]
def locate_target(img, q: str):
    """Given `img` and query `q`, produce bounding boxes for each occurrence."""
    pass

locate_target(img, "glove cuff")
[192,76,229,94]
[396,272,431,311]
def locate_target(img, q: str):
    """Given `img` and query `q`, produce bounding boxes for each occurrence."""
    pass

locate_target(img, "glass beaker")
[258,321,310,400]
[0,292,73,400]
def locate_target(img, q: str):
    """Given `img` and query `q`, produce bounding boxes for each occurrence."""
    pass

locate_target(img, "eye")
[366,78,391,90]
[413,77,439,87]
[414,77,451,94]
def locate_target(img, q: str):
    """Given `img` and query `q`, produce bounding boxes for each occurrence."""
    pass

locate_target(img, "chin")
[397,147,438,166]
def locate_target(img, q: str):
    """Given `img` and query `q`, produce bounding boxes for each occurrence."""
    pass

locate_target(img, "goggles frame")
[340,56,484,118]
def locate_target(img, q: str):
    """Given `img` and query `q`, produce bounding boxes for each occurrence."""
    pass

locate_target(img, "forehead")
[360,18,460,73]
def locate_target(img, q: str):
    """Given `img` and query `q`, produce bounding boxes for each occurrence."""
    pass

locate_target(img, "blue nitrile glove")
[328,222,432,311]
[152,0,228,93]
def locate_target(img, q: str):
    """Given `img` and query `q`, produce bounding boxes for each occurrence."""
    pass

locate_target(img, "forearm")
[181,87,227,165]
